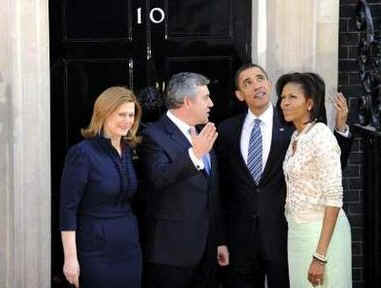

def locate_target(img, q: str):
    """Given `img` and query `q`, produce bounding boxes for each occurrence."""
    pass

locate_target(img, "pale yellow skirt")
[287,212,352,288]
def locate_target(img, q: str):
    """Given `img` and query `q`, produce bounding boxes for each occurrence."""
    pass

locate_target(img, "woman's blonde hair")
[81,86,142,147]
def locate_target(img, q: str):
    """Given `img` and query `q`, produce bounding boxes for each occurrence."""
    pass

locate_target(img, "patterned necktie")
[247,119,262,184]
[189,127,211,175]
[202,153,211,175]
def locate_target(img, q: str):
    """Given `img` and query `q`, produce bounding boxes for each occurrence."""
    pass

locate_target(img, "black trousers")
[143,260,218,288]
[220,218,289,288]
[220,259,289,288]
[142,230,222,288]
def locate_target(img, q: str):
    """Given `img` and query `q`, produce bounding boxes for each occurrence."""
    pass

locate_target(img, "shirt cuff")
[188,148,205,170]
[335,124,350,138]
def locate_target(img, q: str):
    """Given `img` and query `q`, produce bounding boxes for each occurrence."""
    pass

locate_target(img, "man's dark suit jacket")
[216,109,352,270]
[137,115,223,268]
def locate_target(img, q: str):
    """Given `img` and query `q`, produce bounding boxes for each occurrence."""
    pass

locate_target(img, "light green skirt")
[287,212,352,288]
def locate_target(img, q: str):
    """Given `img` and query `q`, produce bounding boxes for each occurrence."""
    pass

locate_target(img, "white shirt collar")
[246,104,273,127]
[166,110,193,137]
[240,104,273,168]
[166,111,207,169]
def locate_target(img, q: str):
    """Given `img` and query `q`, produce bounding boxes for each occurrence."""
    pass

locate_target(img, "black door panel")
[150,0,250,122]
[64,0,133,41]
[165,56,234,122]
[65,59,133,143]
[166,0,232,39]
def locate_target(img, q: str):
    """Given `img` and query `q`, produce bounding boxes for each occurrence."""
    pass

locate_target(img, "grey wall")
[0,1,51,287]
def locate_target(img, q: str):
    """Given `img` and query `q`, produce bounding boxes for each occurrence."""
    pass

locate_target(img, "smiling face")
[187,85,213,125]
[103,102,136,138]
[235,67,272,116]
[280,82,313,130]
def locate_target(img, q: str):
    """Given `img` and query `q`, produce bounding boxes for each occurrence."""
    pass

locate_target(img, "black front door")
[49,1,251,285]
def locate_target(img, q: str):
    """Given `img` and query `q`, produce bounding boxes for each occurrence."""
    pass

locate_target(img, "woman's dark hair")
[275,72,327,124]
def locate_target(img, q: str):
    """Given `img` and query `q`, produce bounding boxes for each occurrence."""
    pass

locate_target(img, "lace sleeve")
[313,124,343,208]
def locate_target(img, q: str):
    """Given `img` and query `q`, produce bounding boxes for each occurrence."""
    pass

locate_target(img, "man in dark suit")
[216,63,352,288]
[138,72,229,288]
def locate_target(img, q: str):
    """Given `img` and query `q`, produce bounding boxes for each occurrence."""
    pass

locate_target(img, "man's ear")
[235,90,244,102]
[183,96,192,109]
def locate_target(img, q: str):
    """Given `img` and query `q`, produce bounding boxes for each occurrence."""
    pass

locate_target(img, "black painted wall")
[339,1,381,287]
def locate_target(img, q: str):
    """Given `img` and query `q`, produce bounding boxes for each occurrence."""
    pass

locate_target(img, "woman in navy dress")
[60,86,142,288]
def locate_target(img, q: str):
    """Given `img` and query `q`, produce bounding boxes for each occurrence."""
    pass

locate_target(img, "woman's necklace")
[291,120,316,155]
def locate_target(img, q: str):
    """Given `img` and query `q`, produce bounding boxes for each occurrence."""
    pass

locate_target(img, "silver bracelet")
[312,252,328,264]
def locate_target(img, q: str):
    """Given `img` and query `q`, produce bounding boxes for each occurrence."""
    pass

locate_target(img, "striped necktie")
[247,119,262,184]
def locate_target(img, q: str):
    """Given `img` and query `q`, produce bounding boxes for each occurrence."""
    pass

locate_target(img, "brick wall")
[339,1,381,287]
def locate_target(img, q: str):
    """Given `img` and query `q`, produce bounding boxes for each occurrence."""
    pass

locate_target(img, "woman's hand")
[61,231,79,287]
[63,256,80,288]
[334,92,349,132]
[308,259,325,287]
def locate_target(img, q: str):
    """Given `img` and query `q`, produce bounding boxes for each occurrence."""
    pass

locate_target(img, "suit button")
[257,188,261,193]
[251,214,257,219]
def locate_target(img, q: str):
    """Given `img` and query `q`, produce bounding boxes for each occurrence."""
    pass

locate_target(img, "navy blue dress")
[60,136,142,288]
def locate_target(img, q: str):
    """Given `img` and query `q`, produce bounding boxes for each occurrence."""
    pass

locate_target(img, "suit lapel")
[162,115,212,181]
[260,110,290,185]
[161,115,192,151]
[260,111,280,184]
[233,113,256,183]
[234,109,290,187]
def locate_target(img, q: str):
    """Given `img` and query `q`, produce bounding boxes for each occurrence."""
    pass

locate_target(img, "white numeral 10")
[137,7,165,24]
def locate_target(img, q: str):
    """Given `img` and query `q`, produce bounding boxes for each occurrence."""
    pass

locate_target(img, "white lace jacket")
[283,122,344,224]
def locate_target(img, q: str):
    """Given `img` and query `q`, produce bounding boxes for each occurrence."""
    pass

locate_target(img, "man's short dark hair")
[234,63,269,89]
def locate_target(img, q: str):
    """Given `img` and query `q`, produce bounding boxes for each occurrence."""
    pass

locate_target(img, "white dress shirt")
[166,111,204,170]
[240,105,273,171]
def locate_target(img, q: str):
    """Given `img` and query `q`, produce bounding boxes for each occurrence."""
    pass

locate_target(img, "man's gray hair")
[165,72,210,109]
